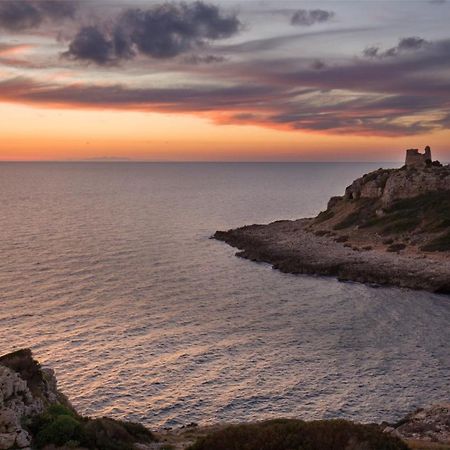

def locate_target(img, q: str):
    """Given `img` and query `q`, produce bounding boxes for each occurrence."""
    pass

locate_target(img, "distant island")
[215,147,450,294]
[1,349,449,450]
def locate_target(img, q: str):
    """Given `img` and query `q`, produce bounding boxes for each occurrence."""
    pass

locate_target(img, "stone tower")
[405,146,432,167]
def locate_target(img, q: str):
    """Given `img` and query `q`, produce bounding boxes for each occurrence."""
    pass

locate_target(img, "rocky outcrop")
[0,349,72,450]
[0,350,157,450]
[386,404,450,445]
[344,165,450,207]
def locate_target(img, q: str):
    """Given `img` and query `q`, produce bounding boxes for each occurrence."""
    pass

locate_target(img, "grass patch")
[340,191,450,236]
[333,211,362,230]
[332,199,376,230]
[385,192,450,233]
[188,419,408,450]
[420,231,450,252]
[381,217,421,235]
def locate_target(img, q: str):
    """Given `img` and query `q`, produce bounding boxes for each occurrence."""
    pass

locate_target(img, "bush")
[83,418,155,450]
[188,419,408,450]
[35,415,83,448]
[29,405,155,450]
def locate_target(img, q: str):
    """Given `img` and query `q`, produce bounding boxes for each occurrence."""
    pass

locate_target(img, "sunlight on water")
[0,162,449,428]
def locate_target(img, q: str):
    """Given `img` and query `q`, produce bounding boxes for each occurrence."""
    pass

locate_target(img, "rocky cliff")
[0,349,72,450]
[312,162,450,255]
[0,350,155,450]
[342,163,450,207]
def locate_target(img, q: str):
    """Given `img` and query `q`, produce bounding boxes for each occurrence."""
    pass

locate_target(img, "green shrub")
[344,191,450,237]
[82,418,155,450]
[188,419,408,450]
[35,415,83,448]
[29,405,155,450]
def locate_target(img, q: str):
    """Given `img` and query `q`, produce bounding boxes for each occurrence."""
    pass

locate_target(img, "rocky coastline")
[214,149,450,294]
[1,349,449,450]
[214,218,450,294]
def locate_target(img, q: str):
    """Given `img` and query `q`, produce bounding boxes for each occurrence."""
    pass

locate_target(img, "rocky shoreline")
[214,218,450,294]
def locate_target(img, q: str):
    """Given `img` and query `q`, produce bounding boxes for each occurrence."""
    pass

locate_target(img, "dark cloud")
[184,54,226,64]
[65,26,117,65]
[0,0,77,31]
[311,59,326,70]
[364,36,430,58]
[291,9,334,26]
[64,1,241,64]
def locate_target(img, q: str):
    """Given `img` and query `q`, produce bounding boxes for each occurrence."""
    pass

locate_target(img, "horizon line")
[0,159,406,164]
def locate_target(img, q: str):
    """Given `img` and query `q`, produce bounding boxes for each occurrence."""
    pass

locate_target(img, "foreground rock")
[0,349,73,450]
[214,148,450,294]
[0,350,156,450]
[386,404,450,445]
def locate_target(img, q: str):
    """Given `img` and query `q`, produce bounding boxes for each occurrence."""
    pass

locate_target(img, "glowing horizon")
[0,0,449,162]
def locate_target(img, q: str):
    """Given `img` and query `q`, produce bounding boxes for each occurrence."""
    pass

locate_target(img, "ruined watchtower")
[405,146,432,167]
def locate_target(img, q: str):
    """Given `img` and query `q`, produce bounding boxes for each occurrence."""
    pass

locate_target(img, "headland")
[214,147,450,294]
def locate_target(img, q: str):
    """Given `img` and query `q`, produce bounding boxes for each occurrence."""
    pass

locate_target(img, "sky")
[0,0,450,161]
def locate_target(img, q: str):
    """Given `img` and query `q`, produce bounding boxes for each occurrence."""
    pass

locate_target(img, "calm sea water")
[0,162,449,428]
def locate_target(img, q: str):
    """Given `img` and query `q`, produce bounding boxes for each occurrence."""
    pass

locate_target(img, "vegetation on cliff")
[188,419,408,450]
[28,404,156,450]
[312,181,450,253]
[0,349,156,450]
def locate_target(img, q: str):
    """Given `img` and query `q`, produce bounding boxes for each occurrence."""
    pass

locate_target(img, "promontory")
[214,147,450,294]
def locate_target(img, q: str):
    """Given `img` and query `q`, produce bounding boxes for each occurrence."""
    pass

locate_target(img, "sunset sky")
[1,0,450,161]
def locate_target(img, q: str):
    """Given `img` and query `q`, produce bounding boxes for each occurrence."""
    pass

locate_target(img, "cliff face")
[0,349,72,450]
[0,350,156,450]
[343,164,450,207]
[312,162,450,255]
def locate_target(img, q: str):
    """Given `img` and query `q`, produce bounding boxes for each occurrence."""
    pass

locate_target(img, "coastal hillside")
[310,148,450,254]
[214,148,450,293]
[1,349,449,450]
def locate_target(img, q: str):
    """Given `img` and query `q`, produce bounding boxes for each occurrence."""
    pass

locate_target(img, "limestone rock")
[389,404,450,444]
[342,151,450,207]
[0,349,71,450]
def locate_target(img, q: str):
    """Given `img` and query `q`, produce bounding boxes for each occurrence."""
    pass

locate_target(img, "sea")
[0,162,449,428]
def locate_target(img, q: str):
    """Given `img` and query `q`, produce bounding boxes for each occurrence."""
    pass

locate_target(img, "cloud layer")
[65,1,241,64]
[2,36,450,137]
[0,0,77,31]
[364,37,430,58]
[0,1,449,139]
